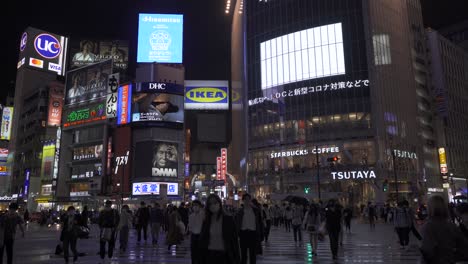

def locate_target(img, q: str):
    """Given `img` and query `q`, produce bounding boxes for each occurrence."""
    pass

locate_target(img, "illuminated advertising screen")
[0,166,7,176]
[47,82,64,126]
[438,147,448,174]
[131,82,184,123]
[117,84,132,125]
[137,14,183,63]
[40,144,55,180]
[18,27,69,76]
[63,102,106,128]
[1,107,13,140]
[185,80,229,110]
[134,141,179,178]
[69,39,129,71]
[132,182,179,196]
[0,148,8,162]
[260,23,345,90]
[65,59,112,105]
[72,145,103,161]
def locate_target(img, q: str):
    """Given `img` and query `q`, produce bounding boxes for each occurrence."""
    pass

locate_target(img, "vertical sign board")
[1,107,13,140]
[438,147,449,186]
[106,73,120,118]
[47,83,64,126]
[24,170,30,198]
[216,157,222,180]
[221,148,227,181]
[117,84,132,125]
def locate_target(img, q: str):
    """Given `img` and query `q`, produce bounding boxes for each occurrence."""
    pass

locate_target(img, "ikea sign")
[185,80,229,110]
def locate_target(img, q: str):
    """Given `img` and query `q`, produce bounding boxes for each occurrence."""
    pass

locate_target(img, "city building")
[427,29,468,200]
[231,0,440,205]
[439,20,468,51]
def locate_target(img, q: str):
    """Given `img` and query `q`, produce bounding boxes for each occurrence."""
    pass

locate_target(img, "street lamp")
[315,145,321,200]
[391,150,399,202]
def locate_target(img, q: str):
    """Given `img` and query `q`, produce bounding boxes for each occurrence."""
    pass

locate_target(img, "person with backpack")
[98,200,120,263]
[0,202,25,264]
[149,202,164,245]
[60,206,80,263]
[135,201,150,244]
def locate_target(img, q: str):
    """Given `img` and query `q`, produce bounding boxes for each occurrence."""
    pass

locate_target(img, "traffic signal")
[304,187,310,194]
[327,156,339,162]
[383,179,388,192]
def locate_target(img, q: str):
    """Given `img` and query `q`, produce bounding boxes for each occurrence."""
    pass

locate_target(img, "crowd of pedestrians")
[0,193,467,264]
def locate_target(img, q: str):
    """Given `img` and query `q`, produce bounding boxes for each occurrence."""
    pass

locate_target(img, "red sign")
[47,82,64,126]
[216,157,222,180]
[221,148,227,180]
[119,84,130,125]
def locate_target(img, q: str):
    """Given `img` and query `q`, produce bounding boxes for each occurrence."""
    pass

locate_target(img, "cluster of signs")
[216,148,228,181]
[132,182,179,196]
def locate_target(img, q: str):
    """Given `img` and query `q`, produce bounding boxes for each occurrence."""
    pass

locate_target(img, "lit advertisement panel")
[65,59,112,106]
[1,107,13,140]
[137,14,183,63]
[117,84,132,125]
[40,144,55,180]
[260,23,345,90]
[69,40,129,72]
[134,141,179,178]
[0,149,8,162]
[185,80,229,110]
[131,82,184,123]
[438,147,448,174]
[18,27,69,76]
[47,82,64,126]
[106,73,120,118]
[63,102,106,128]
[132,182,179,196]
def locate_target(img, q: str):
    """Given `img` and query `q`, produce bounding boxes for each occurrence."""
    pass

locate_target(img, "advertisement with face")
[69,39,128,71]
[152,142,178,177]
[131,82,184,123]
[65,59,112,105]
[47,82,64,126]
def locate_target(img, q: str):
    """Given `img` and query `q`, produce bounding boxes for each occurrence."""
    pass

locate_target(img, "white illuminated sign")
[392,149,417,159]
[260,23,346,90]
[331,170,376,180]
[249,79,369,106]
[132,182,179,196]
[270,146,339,158]
[427,188,444,193]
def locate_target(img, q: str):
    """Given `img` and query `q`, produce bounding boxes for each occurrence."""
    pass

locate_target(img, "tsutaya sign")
[270,146,339,158]
[331,170,376,180]
[392,149,417,159]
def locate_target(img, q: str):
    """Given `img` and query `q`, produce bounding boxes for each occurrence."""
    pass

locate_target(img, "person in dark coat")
[80,206,89,228]
[236,193,264,264]
[135,201,150,243]
[60,206,80,263]
[199,194,240,264]
[325,199,342,260]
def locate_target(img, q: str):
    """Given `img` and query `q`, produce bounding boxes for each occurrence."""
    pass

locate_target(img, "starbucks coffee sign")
[270,146,339,158]
[331,170,376,180]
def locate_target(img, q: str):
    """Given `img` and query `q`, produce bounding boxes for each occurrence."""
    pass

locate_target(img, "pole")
[392,150,399,202]
[316,145,321,200]
[121,164,124,211]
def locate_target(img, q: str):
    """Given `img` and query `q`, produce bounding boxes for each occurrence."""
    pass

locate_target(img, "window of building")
[373,34,392,65]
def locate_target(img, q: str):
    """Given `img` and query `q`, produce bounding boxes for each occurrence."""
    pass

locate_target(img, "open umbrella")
[282,195,309,206]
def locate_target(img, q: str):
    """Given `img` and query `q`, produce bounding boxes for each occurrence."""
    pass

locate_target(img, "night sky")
[3,0,468,102]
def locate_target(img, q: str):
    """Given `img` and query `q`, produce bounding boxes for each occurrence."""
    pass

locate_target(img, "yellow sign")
[438,147,448,174]
[0,166,6,172]
[185,87,227,103]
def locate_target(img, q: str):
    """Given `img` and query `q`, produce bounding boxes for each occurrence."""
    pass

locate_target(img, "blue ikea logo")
[185,87,228,104]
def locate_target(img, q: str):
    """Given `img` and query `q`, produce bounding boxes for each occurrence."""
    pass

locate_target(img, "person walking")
[393,200,412,250]
[456,203,468,239]
[80,206,89,228]
[420,195,468,263]
[0,202,25,264]
[303,202,321,256]
[60,206,79,263]
[236,193,263,264]
[200,194,240,264]
[291,203,303,244]
[325,199,342,260]
[343,206,353,233]
[166,205,183,251]
[117,205,133,254]
[367,202,377,230]
[262,204,272,242]
[135,201,150,244]
[149,203,164,245]
[98,200,119,263]
[284,206,292,232]
[188,200,205,264]
[23,209,29,226]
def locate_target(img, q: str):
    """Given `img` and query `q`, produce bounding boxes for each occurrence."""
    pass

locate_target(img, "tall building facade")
[233,0,438,204]
[427,29,468,199]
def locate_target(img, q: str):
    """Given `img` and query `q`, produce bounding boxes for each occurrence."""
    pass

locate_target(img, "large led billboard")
[18,27,69,76]
[40,144,55,180]
[1,107,13,140]
[185,80,229,110]
[137,14,183,63]
[131,82,184,123]
[63,102,106,128]
[69,39,129,72]
[65,59,112,105]
[134,141,179,178]
[260,23,345,90]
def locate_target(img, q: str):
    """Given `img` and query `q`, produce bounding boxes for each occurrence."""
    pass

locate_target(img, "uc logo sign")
[186,87,228,103]
[34,33,61,59]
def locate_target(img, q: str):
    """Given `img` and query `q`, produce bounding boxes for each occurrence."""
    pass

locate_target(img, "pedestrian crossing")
[14,221,424,263]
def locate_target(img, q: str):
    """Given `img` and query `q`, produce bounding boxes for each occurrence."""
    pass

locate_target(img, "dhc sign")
[331,170,376,180]
[185,81,229,110]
